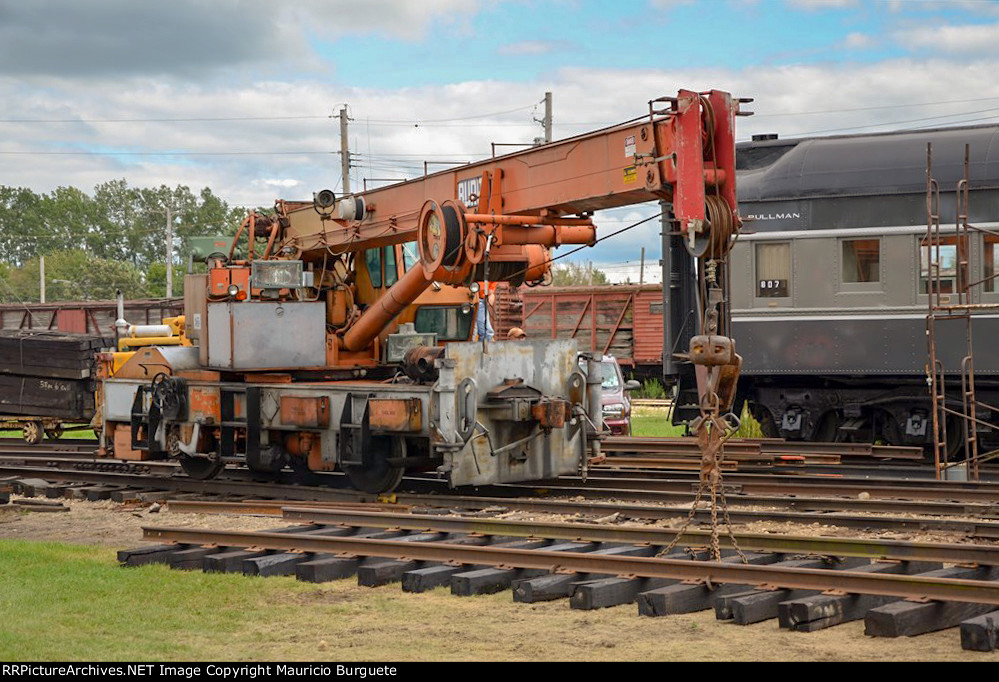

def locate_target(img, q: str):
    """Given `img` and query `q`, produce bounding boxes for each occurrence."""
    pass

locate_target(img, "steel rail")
[474,481,996,516]
[276,506,999,566]
[141,525,999,606]
[603,436,924,460]
[166,496,999,537]
[526,475,999,504]
[6,463,999,536]
[10,459,995,515]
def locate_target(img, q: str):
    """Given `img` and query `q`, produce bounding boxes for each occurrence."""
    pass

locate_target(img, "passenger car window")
[919,236,965,295]
[842,239,880,283]
[755,242,790,298]
[985,236,999,293]
[365,248,382,288]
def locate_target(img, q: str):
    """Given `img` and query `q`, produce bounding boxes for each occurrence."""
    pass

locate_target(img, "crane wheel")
[344,437,405,494]
[179,453,224,480]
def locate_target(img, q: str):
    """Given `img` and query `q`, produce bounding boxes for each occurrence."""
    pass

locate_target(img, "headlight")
[603,403,625,419]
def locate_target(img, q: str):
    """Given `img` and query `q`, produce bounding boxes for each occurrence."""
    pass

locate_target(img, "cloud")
[649,0,695,9]
[3,43,999,268]
[894,22,999,55]
[499,41,562,56]
[0,0,481,78]
[785,0,858,9]
[841,32,877,50]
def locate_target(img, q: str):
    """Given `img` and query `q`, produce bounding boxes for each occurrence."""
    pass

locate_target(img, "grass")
[630,403,763,439]
[0,535,978,661]
[0,428,96,441]
[0,538,766,661]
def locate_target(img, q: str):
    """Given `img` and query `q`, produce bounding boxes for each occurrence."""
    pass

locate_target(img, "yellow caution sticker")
[623,166,637,184]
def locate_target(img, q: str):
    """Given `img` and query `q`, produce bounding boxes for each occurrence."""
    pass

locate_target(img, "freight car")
[0,300,183,442]
[0,298,183,335]
[720,124,999,453]
[494,284,664,380]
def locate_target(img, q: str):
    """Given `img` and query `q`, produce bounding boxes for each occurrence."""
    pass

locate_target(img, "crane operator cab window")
[414,306,474,341]
[383,245,398,287]
[402,243,419,273]
[755,242,791,299]
[365,248,382,288]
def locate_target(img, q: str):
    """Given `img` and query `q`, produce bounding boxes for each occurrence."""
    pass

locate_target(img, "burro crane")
[97,89,747,494]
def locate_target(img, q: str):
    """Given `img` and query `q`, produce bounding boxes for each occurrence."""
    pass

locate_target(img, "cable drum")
[704,195,737,260]
[440,202,464,268]
[418,199,468,279]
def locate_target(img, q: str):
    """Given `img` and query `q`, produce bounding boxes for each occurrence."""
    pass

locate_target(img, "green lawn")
[630,405,763,439]
[630,412,686,437]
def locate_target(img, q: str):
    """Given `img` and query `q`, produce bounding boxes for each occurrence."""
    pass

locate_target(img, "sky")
[2,0,999,282]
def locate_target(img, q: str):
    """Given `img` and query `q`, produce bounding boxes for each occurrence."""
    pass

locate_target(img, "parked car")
[579,354,640,436]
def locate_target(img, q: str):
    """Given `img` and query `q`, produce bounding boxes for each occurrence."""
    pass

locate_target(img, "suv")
[580,355,641,436]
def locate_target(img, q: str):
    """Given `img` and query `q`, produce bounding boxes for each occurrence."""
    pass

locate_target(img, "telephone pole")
[165,206,174,298]
[543,91,552,144]
[339,106,351,194]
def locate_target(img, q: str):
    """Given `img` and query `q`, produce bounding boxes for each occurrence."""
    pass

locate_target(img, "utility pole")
[39,255,45,303]
[640,247,645,285]
[543,91,552,144]
[339,106,351,194]
[165,206,174,298]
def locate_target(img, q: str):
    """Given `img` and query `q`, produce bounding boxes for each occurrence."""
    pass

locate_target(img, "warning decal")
[624,135,637,158]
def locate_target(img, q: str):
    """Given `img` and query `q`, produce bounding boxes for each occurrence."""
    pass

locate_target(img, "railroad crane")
[98,89,745,493]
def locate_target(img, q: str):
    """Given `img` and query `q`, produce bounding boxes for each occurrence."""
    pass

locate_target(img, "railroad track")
[122,505,999,650]
[7,460,999,538]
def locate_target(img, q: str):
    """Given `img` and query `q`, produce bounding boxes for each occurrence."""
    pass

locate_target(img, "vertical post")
[339,106,351,194]
[39,255,45,303]
[165,206,173,298]
[544,91,553,144]
[640,247,645,285]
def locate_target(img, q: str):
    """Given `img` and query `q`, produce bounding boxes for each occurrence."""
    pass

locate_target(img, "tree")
[551,261,611,286]
[1,250,150,302]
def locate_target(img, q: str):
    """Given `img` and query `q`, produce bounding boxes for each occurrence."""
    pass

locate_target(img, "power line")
[0,149,339,157]
[0,102,539,125]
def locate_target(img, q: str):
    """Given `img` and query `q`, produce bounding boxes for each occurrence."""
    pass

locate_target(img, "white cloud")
[4,54,999,264]
[785,0,859,9]
[842,32,877,49]
[894,22,999,54]
[499,41,561,56]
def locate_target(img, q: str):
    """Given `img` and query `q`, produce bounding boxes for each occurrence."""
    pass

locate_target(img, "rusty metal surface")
[279,395,332,429]
[604,436,924,460]
[167,499,406,516]
[278,507,999,567]
[141,525,999,606]
[368,398,422,432]
[4,460,999,535]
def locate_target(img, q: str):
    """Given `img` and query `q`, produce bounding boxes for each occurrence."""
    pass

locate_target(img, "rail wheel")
[344,436,405,494]
[812,411,841,443]
[179,453,225,480]
[22,421,43,445]
[44,426,64,441]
